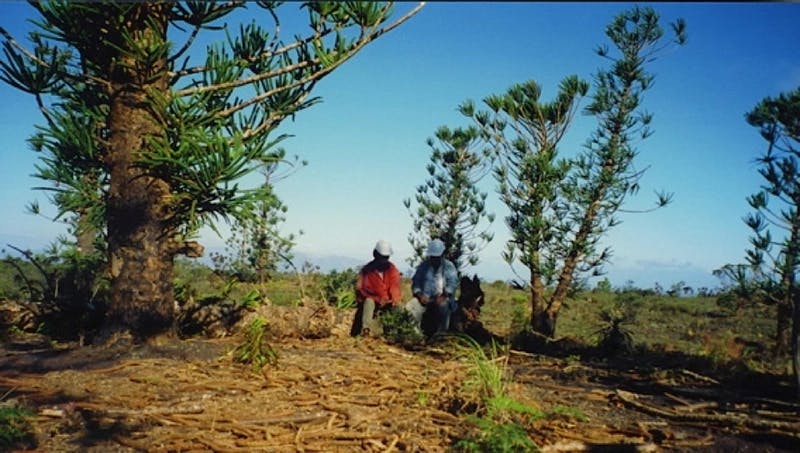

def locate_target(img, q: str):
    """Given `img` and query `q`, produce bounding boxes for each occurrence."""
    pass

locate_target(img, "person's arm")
[355,270,366,303]
[411,264,429,304]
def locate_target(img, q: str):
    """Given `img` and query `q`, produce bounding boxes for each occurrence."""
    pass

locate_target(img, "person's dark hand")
[415,292,429,305]
[435,293,449,305]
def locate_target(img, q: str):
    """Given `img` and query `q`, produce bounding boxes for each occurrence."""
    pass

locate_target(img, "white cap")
[374,240,393,257]
[426,239,445,257]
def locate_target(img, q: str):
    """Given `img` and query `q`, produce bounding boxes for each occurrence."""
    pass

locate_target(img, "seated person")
[351,240,402,337]
[405,238,458,337]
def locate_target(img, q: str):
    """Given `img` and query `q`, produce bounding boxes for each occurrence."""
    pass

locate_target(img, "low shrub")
[0,404,34,449]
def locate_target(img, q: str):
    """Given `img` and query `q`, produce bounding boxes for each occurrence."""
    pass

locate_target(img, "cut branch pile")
[1,335,471,452]
[2,322,799,452]
[613,388,800,439]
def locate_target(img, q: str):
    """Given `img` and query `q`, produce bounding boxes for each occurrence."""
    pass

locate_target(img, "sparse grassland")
[3,256,783,374]
[187,264,782,375]
[477,282,782,374]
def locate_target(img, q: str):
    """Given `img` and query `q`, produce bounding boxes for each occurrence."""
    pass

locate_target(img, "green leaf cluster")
[459,6,685,336]
[404,125,495,270]
[0,1,422,259]
[1,239,108,340]
[319,268,358,308]
[740,86,800,384]
[0,405,34,449]
[453,416,537,453]
[208,160,300,284]
[452,336,541,452]
[378,308,425,348]
[743,87,800,278]
[234,316,278,373]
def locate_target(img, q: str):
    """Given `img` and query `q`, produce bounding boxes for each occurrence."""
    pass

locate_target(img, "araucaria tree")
[211,152,302,284]
[744,87,800,395]
[404,125,495,271]
[464,7,685,337]
[0,2,422,340]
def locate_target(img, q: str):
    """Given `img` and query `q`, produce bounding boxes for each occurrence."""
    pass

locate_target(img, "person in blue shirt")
[405,238,459,337]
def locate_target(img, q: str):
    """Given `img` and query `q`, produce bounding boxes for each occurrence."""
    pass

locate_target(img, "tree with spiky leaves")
[0,1,423,341]
[211,151,303,284]
[744,87,800,396]
[404,125,495,271]
[24,77,108,256]
[463,7,685,337]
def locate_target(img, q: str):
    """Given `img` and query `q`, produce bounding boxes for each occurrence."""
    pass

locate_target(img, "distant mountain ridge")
[287,251,364,273]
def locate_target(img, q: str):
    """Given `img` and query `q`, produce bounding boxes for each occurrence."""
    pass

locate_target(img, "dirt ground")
[1,320,800,452]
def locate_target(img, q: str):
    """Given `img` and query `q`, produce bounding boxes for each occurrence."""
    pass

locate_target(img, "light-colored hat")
[426,239,445,257]
[374,240,393,257]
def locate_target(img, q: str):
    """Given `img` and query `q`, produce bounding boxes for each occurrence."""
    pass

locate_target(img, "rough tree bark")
[103,5,174,340]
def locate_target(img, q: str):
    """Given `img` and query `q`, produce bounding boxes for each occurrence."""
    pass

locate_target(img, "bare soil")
[1,319,799,452]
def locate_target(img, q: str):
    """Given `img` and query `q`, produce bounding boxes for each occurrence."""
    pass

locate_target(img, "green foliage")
[712,263,774,314]
[743,85,800,392]
[209,158,301,284]
[453,416,537,453]
[0,256,35,301]
[550,404,587,422]
[744,89,800,281]
[262,274,304,306]
[595,296,638,356]
[379,308,425,348]
[478,280,779,374]
[416,391,429,407]
[594,278,613,293]
[240,289,263,309]
[234,317,278,373]
[509,302,530,339]
[486,394,545,420]
[0,1,422,239]
[457,337,508,404]
[319,268,358,309]
[1,240,108,339]
[0,1,423,336]
[174,257,221,304]
[333,292,356,310]
[0,405,34,449]
[462,6,686,337]
[403,125,495,270]
[453,336,540,452]
[466,75,589,287]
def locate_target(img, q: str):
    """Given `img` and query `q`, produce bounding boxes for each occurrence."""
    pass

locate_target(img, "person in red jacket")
[351,240,403,337]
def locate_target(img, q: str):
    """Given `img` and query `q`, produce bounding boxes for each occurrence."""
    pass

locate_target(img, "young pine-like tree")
[404,125,495,271]
[0,2,423,341]
[464,7,685,337]
[744,87,800,395]
[212,152,302,284]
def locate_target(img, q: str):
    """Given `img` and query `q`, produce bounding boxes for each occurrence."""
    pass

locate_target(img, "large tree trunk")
[529,264,555,337]
[102,6,174,341]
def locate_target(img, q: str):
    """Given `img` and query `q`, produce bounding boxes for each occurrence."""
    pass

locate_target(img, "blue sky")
[1,2,799,290]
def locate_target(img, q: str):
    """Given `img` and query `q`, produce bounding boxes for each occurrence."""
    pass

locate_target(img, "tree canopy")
[0,1,423,340]
[462,6,686,337]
